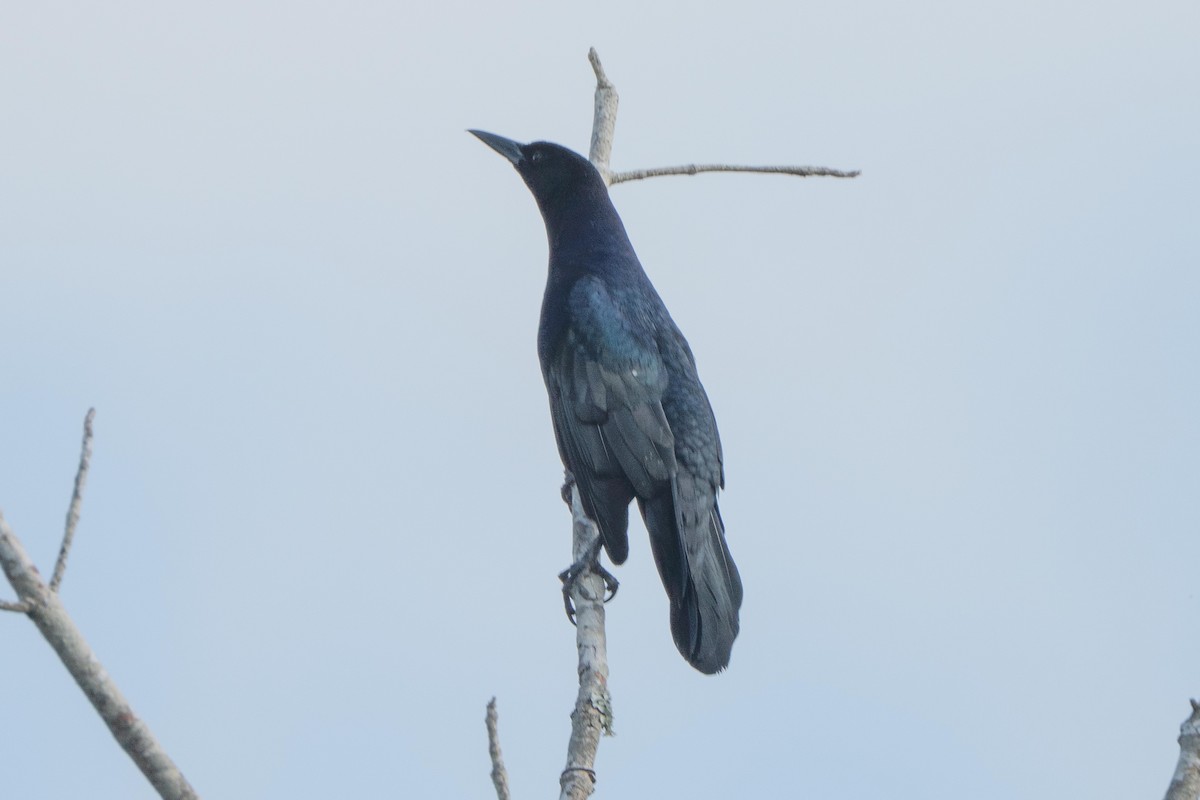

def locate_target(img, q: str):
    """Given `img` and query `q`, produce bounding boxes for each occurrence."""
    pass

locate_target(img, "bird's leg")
[558,470,619,623]
[558,539,620,625]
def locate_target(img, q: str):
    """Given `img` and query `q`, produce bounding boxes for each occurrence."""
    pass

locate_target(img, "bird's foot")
[558,549,619,625]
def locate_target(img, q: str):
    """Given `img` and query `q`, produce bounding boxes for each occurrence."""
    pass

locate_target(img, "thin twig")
[558,485,612,800]
[587,47,618,181]
[0,422,200,800]
[610,163,861,184]
[51,407,95,592]
[485,698,512,800]
[1164,699,1200,800]
[0,598,31,612]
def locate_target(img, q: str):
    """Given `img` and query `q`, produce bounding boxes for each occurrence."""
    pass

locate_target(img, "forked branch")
[487,46,851,800]
[587,47,859,187]
[0,411,199,800]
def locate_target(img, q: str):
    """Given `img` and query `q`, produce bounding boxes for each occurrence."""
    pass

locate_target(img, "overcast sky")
[2,1,1197,798]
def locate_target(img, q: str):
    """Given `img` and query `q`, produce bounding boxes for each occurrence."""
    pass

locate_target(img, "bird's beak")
[469,130,525,165]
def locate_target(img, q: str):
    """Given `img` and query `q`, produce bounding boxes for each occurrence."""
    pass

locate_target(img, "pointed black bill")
[468,129,525,165]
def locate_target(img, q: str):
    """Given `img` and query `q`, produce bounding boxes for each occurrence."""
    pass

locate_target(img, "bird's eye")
[530,151,544,163]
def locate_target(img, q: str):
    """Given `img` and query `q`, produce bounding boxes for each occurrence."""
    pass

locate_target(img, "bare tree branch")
[587,48,859,188]
[1164,699,1200,800]
[486,698,512,800]
[51,407,95,592]
[0,413,200,800]
[484,46,857,798]
[610,162,861,184]
[558,485,612,800]
[0,597,31,612]
[587,47,618,181]
[558,47,852,800]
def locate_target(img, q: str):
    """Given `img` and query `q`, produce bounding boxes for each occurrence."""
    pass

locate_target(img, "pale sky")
[2,1,1197,798]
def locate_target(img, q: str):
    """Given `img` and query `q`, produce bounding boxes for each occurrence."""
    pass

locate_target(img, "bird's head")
[469,130,608,213]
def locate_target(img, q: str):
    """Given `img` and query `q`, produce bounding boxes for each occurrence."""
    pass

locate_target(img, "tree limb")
[587,47,859,188]
[587,47,618,181]
[558,485,612,800]
[484,46,856,798]
[610,162,861,184]
[1164,699,1200,800]
[0,412,200,800]
[486,697,512,800]
[51,406,95,592]
[559,47,852,799]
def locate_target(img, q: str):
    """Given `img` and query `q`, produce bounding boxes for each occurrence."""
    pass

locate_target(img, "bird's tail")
[641,486,743,673]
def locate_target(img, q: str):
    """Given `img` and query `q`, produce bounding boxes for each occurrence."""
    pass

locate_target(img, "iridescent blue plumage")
[471,131,743,673]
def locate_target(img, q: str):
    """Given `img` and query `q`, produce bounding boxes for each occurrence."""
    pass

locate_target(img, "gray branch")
[587,47,618,181]
[1164,699,1200,800]
[557,47,851,800]
[485,47,856,799]
[0,412,200,800]
[486,698,512,800]
[558,485,612,800]
[610,162,861,184]
[51,406,95,592]
[587,47,858,188]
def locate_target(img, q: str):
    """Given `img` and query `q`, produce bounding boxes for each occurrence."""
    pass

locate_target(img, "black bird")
[470,130,743,674]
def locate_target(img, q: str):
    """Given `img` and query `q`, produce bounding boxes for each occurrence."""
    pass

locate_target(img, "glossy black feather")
[472,131,743,673]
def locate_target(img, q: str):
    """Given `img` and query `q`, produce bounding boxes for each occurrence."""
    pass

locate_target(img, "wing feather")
[544,278,676,564]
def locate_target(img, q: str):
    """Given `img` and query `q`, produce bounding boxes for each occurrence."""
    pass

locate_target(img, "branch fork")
[0,410,200,800]
[486,46,853,800]
[1,407,94,612]
[587,47,859,186]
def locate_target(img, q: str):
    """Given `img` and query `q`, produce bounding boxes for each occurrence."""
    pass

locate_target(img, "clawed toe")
[558,552,619,625]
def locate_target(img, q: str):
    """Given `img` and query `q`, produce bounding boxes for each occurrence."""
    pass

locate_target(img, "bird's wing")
[546,277,677,563]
